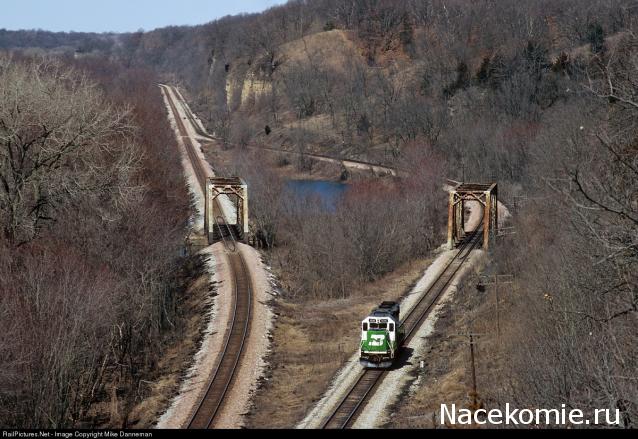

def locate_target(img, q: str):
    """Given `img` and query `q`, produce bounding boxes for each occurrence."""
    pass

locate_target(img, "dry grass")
[270,155,345,181]
[202,136,382,183]
[385,271,511,429]
[278,30,363,74]
[245,256,433,428]
[128,272,211,427]
[112,256,212,428]
[282,114,333,133]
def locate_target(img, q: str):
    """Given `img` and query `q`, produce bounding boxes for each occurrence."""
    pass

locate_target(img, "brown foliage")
[0,56,189,428]
[225,142,446,300]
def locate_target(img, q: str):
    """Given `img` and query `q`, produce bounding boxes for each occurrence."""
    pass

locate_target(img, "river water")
[284,179,349,211]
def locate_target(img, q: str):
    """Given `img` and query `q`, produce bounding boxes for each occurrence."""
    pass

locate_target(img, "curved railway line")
[168,85,398,177]
[322,222,484,429]
[161,84,253,429]
[164,83,488,429]
[187,251,252,428]
[172,87,216,141]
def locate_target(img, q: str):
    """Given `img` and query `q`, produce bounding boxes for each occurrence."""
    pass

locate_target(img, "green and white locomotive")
[360,301,404,368]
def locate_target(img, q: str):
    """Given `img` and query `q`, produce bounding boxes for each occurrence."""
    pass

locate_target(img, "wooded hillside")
[1,0,636,427]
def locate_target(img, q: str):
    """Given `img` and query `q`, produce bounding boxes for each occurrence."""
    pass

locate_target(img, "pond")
[285,179,349,211]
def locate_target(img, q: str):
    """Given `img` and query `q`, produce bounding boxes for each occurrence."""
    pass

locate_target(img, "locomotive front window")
[362,323,368,331]
[389,323,394,331]
[370,323,387,330]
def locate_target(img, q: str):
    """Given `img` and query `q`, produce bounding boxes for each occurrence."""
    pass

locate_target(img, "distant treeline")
[0,28,122,52]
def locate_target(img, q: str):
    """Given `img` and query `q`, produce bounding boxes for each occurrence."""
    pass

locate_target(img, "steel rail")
[321,219,484,429]
[166,85,399,176]
[215,215,237,253]
[161,84,209,192]
[161,84,253,429]
[186,251,252,428]
[172,86,216,140]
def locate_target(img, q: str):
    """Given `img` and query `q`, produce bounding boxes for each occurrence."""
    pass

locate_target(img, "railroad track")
[216,215,238,253]
[166,85,399,177]
[187,251,252,428]
[161,84,209,193]
[166,82,475,428]
[246,145,398,176]
[322,223,484,429]
[172,87,216,141]
[161,84,253,429]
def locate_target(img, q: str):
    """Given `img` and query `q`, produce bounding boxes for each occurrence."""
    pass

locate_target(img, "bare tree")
[0,56,139,245]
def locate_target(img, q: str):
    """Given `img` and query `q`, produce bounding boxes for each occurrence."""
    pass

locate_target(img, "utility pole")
[469,333,477,409]
[451,332,486,411]
[479,274,513,339]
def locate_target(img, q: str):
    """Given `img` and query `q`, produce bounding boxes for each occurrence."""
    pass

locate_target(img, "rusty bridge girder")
[205,177,249,244]
[447,182,498,250]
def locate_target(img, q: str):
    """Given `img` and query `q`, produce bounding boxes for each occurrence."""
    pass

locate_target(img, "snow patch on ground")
[156,245,232,428]
[298,188,507,428]
[161,85,237,224]
[296,239,459,429]
[214,244,276,428]
[172,86,210,137]
[497,198,511,227]
[353,249,487,428]
[156,85,277,428]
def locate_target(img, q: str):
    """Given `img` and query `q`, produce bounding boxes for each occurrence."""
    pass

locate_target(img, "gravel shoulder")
[155,87,276,429]
[156,244,232,428]
[352,249,487,428]
[298,192,509,429]
[213,244,276,428]
[296,245,460,429]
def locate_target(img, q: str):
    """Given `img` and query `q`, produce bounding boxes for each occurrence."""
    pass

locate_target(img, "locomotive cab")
[359,301,404,368]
